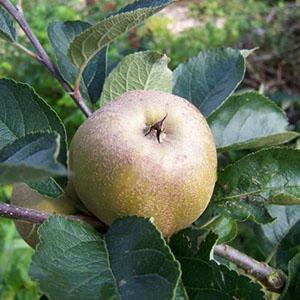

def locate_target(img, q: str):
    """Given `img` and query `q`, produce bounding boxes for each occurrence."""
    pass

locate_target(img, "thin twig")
[16,0,22,13]
[0,0,92,117]
[214,244,287,293]
[0,202,287,292]
[13,42,39,60]
[0,202,106,232]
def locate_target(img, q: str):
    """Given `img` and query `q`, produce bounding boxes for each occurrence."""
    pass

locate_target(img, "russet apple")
[11,183,78,247]
[69,90,217,236]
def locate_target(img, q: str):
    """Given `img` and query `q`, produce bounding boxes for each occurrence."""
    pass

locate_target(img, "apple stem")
[0,202,287,293]
[145,114,168,143]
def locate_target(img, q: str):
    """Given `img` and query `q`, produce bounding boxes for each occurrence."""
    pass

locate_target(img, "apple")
[69,90,217,236]
[11,183,78,247]
[65,178,93,216]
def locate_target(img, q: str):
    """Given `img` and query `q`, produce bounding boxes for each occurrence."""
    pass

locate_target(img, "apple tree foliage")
[1,0,300,299]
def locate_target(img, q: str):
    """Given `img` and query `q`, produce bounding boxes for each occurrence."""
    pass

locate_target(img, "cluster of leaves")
[0,0,87,140]
[140,0,300,98]
[139,0,271,69]
[1,0,300,299]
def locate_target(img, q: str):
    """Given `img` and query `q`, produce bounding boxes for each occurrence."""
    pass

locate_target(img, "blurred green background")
[0,0,300,298]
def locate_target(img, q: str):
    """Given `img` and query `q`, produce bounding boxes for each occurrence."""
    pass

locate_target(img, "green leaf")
[68,1,171,76]
[206,216,237,244]
[28,177,64,199]
[0,79,67,196]
[30,216,181,300]
[208,92,299,151]
[194,203,215,228]
[170,230,264,300]
[175,281,189,300]
[276,220,300,273]
[173,48,246,117]
[0,6,16,42]
[48,21,107,105]
[48,21,89,84]
[106,217,181,299]
[214,148,300,223]
[0,132,67,183]
[279,253,300,300]
[258,205,300,261]
[117,0,173,14]
[100,51,172,106]
[83,48,107,104]
[30,216,118,300]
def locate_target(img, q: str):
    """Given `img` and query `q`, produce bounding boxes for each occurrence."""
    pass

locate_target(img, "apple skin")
[11,183,78,248]
[65,178,93,216]
[69,90,217,237]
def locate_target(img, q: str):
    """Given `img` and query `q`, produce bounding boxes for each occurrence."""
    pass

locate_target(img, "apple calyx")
[145,114,168,143]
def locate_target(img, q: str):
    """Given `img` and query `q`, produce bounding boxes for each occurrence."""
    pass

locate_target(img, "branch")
[214,244,287,293]
[0,202,287,292]
[0,202,106,232]
[0,0,92,117]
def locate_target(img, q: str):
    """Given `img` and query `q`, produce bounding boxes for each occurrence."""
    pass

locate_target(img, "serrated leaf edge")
[0,78,68,164]
[106,215,182,300]
[0,131,67,177]
[99,50,171,105]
